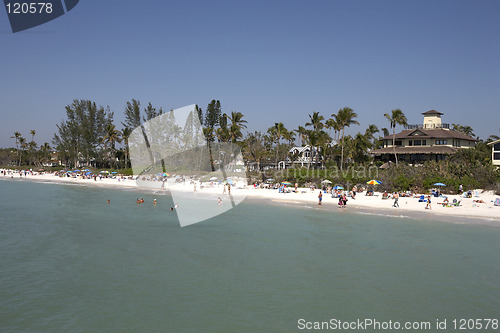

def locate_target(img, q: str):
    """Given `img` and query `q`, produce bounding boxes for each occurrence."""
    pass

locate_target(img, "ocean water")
[1,178,499,332]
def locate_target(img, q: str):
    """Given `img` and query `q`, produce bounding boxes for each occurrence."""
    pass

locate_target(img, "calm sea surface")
[1,178,499,332]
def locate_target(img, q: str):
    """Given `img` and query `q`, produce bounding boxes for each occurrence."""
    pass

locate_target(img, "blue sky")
[1,0,499,147]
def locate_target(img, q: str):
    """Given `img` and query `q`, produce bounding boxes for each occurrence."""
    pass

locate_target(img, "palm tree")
[40,142,51,165]
[268,122,288,168]
[242,131,268,172]
[11,131,21,166]
[203,127,216,171]
[460,126,475,138]
[324,117,338,141]
[295,126,308,146]
[335,107,359,170]
[28,130,37,166]
[121,127,132,168]
[364,124,379,148]
[102,124,122,168]
[30,130,36,142]
[18,136,26,166]
[305,111,324,132]
[384,108,407,166]
[225,111,247,144]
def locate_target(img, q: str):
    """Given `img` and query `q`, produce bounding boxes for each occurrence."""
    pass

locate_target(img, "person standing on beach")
[295,183,298,193]
[393,192,399,208]
[426,195,432,210]
[318,191,323,205]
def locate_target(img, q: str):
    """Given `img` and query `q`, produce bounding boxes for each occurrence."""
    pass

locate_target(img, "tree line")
[6,99,500,176]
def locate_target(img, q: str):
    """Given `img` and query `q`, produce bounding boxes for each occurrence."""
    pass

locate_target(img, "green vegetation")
[3,99,499,192]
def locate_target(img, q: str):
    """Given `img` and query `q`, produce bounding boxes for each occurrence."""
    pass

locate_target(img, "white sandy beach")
[2,169,499,222]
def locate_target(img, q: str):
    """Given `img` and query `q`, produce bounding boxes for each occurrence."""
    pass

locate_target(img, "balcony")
[404,123,450,130]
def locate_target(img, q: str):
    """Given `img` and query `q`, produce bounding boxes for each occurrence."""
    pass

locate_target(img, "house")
[487,139,500,166]
[371,110,477,163]
[279,145,321,169]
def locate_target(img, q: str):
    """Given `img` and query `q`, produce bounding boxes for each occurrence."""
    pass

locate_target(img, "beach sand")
[2,169,499,222]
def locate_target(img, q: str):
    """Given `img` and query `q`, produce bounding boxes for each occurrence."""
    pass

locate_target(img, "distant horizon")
[1,0,499,147]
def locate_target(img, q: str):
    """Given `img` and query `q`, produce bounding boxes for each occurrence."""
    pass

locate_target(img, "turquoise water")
[1,178,499,332]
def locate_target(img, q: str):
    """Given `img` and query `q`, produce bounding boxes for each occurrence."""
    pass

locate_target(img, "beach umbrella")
[209,176,218,181]
[433,182,446,186]
[322,180,332,184]
[73,169,80,172]
[282,181,292,185]
[226,179,234,185]
[162,172,170,177]
[366,180,382,185]
[333,185,344,190]
[100,170,109,173]
[82,169,90,172]
[265,178,275,183]
[111,171,118,174]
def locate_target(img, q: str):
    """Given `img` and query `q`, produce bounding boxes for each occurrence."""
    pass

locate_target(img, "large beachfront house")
[487,139,500,166]
[371,110,477,163]
[277,145,321,169]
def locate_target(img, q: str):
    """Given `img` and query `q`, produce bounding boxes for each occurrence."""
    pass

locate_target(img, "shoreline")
[2,171,499,224]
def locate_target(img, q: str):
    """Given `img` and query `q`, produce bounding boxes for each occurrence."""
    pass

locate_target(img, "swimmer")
[217,197,223,206]
[107,199,110,204]
[153,198,157,206]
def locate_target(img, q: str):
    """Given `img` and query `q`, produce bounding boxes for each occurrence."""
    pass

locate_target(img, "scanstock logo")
[3,0,79,33]
[129,105,248,227]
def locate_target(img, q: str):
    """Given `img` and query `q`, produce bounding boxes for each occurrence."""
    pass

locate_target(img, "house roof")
[487,139,500,146]
[370,146,458,155]
[382,128,477,141]
[422,109,443,115]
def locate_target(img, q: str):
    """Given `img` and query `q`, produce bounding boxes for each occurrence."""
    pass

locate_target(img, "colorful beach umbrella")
[73,169,80,172]
[282,181,292,185]
[333,185,344,190]
[162,172,170,177]
[433,182,446,186]
[366,180,382,185]
[111,171,118,174]
[100,170,109,173]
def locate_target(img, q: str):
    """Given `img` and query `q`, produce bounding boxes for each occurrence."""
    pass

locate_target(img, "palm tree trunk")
[392,126,398,166]
[275,139,279,169]
[340,127,345,171]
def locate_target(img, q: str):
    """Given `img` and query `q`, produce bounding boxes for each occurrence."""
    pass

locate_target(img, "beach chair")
[418,195,425,202]
[474,190,480,198]
[453,200,461,207]
[494,198,500,206]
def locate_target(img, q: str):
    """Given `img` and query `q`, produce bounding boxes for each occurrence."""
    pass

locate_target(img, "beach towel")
[495,198,500,206]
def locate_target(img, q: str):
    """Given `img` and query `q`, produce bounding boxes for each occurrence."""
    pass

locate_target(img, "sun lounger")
[418,195,425,202]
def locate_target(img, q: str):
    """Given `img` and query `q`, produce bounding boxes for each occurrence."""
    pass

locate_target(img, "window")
[435,140,447,145]
[414,140,421,146]
[494,143,500,151]
[494,153,500,160]
[395,140,403,146]
[422,140,426,146]
[408,140,413,146]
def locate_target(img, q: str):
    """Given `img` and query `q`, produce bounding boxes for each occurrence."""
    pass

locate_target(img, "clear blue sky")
[1,0,499,147]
